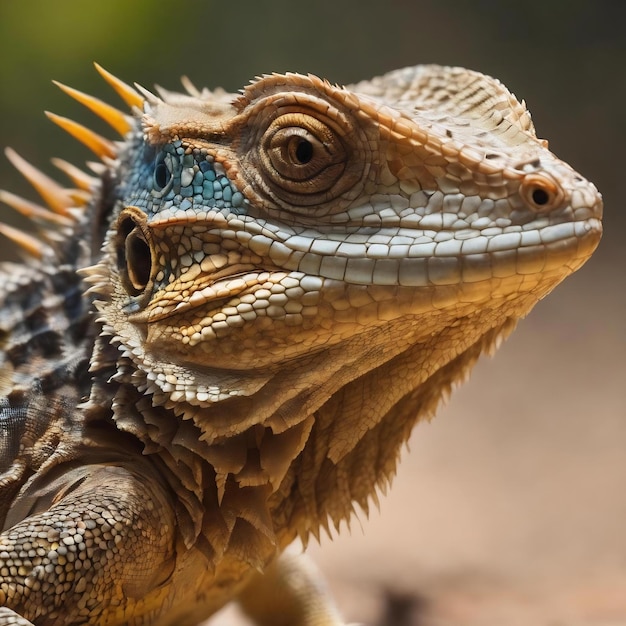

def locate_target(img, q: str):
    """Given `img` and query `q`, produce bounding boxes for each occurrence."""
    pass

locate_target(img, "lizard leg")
[0,464,175,625]
[0,607,34,626]
[238,548,347,626]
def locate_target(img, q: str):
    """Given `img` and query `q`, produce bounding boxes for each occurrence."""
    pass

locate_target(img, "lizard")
[0,63,602,626]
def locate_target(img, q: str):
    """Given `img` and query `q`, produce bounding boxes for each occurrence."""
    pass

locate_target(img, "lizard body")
[0,64,602,625]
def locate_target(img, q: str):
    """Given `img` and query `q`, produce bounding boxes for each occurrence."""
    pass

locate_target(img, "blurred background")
[0,1,624,624]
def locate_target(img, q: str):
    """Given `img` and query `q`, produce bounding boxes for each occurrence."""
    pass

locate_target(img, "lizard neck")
[89,303,520,567]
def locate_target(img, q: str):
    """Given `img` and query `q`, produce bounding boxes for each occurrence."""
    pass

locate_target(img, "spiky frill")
[0,64,139,260]
[0,65,316,571]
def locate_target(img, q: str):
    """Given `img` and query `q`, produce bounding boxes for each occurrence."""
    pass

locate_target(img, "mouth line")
[122,213,601,323]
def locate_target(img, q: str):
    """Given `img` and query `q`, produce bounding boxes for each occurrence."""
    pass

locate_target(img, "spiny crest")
[0,65,145,259]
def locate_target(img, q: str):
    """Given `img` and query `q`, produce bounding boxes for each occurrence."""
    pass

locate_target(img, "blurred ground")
[0,2,624,624]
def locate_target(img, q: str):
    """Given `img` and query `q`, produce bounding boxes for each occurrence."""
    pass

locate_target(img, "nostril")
[531,187,550,207]
[520,172,564,213]
[115,209,153,297]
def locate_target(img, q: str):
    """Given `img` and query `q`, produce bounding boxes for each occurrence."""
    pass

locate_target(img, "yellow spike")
[93,62,144,109]
[180,75,201,97]
[5,148,72,216]
[87,161,107,175]
[52,81,133,136]
[51,157,96,191]
[45,112,115,159]
[0,190,73,226]
[134,83,162,106]
[0,223,47,259]
[68,189,91,207]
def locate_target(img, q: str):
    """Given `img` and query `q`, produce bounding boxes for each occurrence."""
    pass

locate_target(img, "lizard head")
[93,69,601,402]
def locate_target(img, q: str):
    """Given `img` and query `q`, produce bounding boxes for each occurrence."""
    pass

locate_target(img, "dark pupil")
[154,161,170,189]
[294,139,314,164]
[532,188,550,206]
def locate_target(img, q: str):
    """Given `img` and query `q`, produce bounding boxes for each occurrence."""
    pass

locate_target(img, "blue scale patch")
[122,140,246,218]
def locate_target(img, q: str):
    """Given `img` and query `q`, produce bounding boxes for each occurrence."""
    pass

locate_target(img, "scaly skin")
[0,64,602,625]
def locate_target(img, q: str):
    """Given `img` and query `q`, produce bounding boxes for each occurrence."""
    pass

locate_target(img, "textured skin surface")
[0,65,602,625]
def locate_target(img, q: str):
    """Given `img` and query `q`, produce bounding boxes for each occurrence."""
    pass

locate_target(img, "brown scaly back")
[0,66,145,532]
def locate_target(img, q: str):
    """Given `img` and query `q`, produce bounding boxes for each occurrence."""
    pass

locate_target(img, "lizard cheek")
[114,207,155,298]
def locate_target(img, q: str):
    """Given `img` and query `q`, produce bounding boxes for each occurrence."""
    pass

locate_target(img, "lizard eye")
[291,136,314,164]
[267,125,338,181]
[153,152,174,194]
[259,113,349,204]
